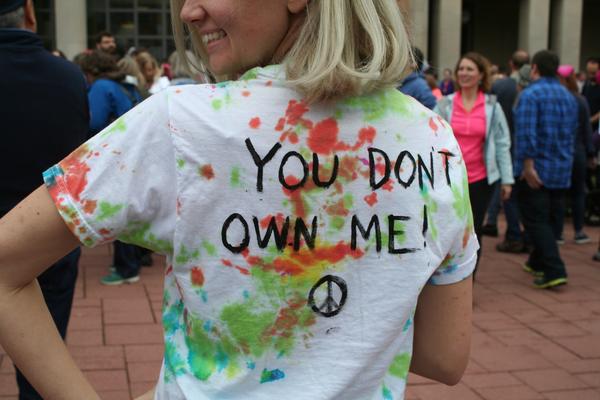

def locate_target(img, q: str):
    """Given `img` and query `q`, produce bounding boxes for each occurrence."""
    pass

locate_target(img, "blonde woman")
[136,50,170,94]
[0,1,476,399]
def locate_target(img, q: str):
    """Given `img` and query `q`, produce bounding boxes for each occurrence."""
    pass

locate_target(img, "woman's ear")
[287,0,309,14]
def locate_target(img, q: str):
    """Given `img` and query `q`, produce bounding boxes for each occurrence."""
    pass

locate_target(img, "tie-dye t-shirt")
[44,65,477,400]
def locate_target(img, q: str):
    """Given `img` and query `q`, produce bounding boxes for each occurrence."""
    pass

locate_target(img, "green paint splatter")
[240,68,259,81]
[343,193,354,209]
[452,172,474,229]
[343,89,411,122]
[177,159,186,169]
[119,221,174,254]
[202,241,217,257]
[331,216,345,231]
[212,99,223,111]
[175,244,201,264]
[388,353,411,380]
[230,166,242,188]
[221,303,277,358]
[101,117,127,138]
[96,201,124,221]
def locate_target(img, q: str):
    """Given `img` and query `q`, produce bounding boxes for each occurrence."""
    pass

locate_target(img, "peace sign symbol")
[308,275,348,318]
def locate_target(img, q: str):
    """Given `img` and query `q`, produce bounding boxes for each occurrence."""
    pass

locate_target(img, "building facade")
[40,0,599,72]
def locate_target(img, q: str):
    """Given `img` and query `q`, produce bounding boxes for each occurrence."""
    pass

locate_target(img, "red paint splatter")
[382,180,394,192]
[285,100,312,128]
[364,192,378,207]
[260,213,287,229]
[242,90,251,97]
[429,117,439,134]
[324,199,349,217]
[190,267,204,287]
[265,80,273,87]
[220,259,250,275]
[249,117,261,129]
[275,118,286,131]
[307,118,339,155]
[166,265,173,276]
[199,164,215,180]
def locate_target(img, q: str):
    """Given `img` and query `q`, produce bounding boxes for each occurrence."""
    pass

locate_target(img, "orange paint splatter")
[324,199,349,217]
[249,117,261,129]
[175,89,182,94]
[199,164,215,180]
[270,242,364,276]
[364,192,378,207]
[382,180,394,192]
[275,118,286,131]
[242,90,251,97]
[190,267,204,287]
[265,80,273,87]
[82,199,97,215]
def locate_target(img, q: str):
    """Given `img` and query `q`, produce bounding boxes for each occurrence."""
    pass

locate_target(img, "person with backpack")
[79,50,139,136]
[435,52,514,273]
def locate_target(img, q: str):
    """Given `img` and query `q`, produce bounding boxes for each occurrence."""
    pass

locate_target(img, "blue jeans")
[113,241,145,278]
[518,181,567,280]
[15,248,80,400]
[504,183,523,241]
[570,150,587,233]
[485,181,501,227]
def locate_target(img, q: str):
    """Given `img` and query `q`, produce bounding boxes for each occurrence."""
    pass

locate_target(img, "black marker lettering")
[245,138,282,192]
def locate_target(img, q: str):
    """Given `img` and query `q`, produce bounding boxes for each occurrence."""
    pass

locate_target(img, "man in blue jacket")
[398,47,437,110]
[0,1,89,398]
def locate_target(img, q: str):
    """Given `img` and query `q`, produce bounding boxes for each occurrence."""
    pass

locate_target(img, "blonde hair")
[135,51,161,85]
[118,56,147,89]
[170,0,413,103]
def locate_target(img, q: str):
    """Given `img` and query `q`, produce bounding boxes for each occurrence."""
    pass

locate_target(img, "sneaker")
[481,224,498,237]
[574,232,591,245]
[523,262,544,277]
[556,236,565,245]
[533,276,567,289]
[496,240,525,254]
[100,271,140,286]
[593,251,600,262]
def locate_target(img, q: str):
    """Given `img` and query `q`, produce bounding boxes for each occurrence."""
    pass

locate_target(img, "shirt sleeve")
[426,123,479,286]
[43,90,177,255]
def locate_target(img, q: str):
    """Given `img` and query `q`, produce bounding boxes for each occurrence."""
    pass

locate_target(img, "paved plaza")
[1,221,599,400]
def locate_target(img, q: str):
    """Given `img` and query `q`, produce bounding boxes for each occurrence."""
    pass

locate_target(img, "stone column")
[551,0,583,70]
[431,0,462,72]
[518,0,551,55]
[54,0,87,60]
[398,0,430,57]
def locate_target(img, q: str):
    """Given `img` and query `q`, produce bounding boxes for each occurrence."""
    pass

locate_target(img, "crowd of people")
[399,47,600,288]
[0,0,599,399]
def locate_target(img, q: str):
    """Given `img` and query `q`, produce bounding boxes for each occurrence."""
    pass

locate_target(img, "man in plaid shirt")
[514,50,578,289]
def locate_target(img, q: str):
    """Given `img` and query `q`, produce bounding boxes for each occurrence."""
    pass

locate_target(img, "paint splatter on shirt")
[44,65,477,400]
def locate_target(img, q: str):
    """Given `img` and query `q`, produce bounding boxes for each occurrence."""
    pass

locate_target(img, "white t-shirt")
[44,65,477,400]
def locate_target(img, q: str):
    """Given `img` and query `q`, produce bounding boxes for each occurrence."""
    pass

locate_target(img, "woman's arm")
[410,276,472,385]
[0,186,100,400]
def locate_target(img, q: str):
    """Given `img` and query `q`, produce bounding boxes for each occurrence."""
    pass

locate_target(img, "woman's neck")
[460,86,479,101]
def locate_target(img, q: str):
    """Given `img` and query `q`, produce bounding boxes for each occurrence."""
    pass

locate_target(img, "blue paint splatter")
[200,289,208,303]
[243,290,250,299]
[215,346,229,372]
[402,317,412,332]
[382,384,393,400]
[246,361,256,370]
[203,320,212,332]
[260,368,285,383]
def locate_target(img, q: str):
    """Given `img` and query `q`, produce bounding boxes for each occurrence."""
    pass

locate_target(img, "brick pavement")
[1,222,599,400]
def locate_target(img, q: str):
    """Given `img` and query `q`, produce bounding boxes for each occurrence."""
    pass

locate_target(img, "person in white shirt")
[0,1,476,399]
